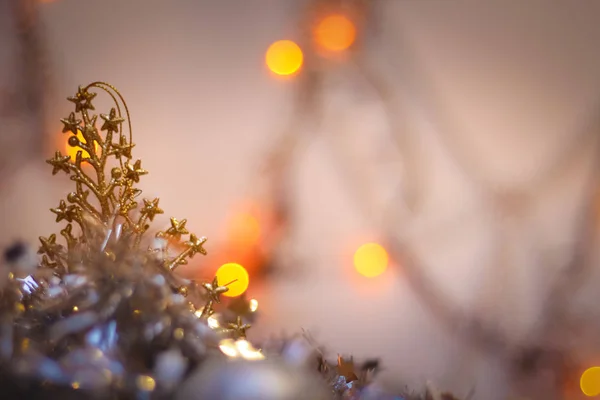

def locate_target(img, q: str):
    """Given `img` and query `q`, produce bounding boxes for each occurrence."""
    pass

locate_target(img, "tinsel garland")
[0,82,460,400]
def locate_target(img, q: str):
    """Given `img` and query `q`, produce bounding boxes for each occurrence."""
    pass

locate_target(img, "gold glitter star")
[141,198,164,221]
[67,86,96,112]
[46,151,72,175]
[164,218,189,240]
[184,234,207,256]
[38,234,63,258]
[60,112,81,134]
[50,200,79,223]
[124,160,148,183]
[111,135,135,159]
[227,316,251,339]
[202,277,229,303]
[100,107,125,134]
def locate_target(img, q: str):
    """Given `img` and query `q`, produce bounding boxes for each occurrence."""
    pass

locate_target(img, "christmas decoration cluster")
[0,83,459,399]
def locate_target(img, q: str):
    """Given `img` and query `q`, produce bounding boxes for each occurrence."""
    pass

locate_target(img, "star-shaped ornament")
[100,107,125,134]
[50,200,79,223]
[184,234,207,257]
[202,277,229,303]
[67,86,97,112]
[227,316,251,339]
[124,159,148,183]
[46,151,72,175]
[38,234,64,258]
[111,135,135,159]
[60,112,82,134]
[140,198,164,221]
[164,218,189,240]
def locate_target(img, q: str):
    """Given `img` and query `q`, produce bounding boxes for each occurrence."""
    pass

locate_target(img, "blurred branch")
[0,0,50,185]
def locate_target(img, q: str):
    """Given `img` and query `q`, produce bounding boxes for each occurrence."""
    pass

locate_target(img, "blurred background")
[2,0,600,398]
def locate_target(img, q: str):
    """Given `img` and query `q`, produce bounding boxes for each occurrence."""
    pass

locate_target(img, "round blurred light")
[265,40,303,76]
[581,366,600,396]
[216,263,249,297]
[314,14,356,52]
[354,242,388,278]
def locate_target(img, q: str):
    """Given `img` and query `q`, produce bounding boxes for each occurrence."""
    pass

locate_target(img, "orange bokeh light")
[265,40,303,76]
[227,212,261,247]
[354,242,388,278]
[314,14,356,52]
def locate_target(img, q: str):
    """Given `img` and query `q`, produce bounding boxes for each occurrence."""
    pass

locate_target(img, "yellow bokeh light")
[265,40,303,76]
[354,242,388,278]
[581,366,600,396]
[314,14,356,52]
[65,131,96,161]
[215,263,249,297]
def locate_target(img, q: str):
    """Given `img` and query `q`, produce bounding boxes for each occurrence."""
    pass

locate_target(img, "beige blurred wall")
[2,1,600,398]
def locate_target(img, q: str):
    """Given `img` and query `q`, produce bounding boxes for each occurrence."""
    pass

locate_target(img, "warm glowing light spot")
[314,14,356,52]
[354,242,388,278]
[228,212,261,247]
[218,338,265,360]
[216,263,249,297]
[219,339,238,357]
[136,375,156,392]
[581,366,600,396]
[65,131,97,161]
[265,40,303,76]
[249,298,258,312]
[236,339,265,360]
[207,315,220,329]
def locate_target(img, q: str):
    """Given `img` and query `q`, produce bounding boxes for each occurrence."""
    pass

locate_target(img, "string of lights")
[244,0,600,397]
